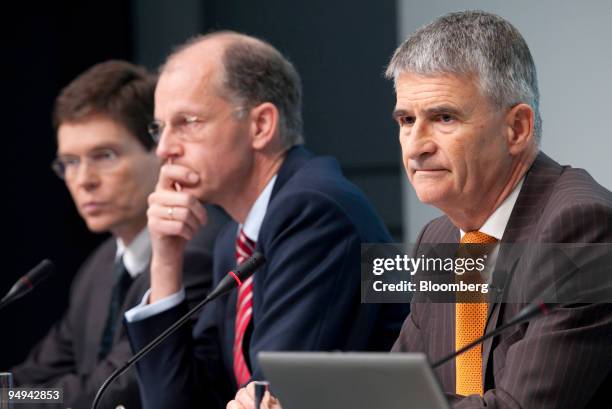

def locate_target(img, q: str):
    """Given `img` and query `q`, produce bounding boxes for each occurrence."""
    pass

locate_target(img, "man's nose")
[402,119,436,160]
[155,126,183,160]
[73,160,100,190]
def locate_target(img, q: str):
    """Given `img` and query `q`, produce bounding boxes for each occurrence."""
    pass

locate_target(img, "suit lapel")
[418,217,459,390]
[481,151,564,381]
[83,241,117,368]
[86,242,153,361]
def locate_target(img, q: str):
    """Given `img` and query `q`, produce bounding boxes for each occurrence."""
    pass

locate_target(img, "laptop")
[258,352,450,409]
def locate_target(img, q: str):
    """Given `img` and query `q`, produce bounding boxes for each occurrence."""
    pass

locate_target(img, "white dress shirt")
[459,177,525,282]
[115,227,151,278]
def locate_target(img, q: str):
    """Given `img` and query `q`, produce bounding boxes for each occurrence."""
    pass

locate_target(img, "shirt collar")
[460,177,525,241]
[241,175,278,242]
[115,227,152,278]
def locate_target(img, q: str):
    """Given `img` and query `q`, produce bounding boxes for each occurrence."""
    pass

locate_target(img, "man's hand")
[226,382,282,409]
[147,162,207,302]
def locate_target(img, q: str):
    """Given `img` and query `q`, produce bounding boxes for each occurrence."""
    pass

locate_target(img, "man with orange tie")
[228,10,612,409]
[385,10,612,409]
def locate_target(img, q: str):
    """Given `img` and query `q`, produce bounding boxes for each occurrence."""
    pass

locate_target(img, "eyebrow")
[57,144,122,157]
[392,109,410,120]
[425,105,462,117]
[154,107,205,122]
[392,105,462,120]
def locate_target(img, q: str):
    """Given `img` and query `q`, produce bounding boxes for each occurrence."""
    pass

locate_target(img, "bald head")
[167,31,263,63]
[163,31,304,148]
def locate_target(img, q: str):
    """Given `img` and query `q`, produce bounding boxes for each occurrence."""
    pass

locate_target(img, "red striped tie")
[233,228,256,387]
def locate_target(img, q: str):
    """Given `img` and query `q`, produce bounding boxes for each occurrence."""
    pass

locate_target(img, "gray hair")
[385,10,542,143]
[169,32,304,148]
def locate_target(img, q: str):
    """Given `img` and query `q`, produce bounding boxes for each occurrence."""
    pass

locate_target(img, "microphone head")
[1,259,55,308]
[234,252,265,281]
[23,259,55,287]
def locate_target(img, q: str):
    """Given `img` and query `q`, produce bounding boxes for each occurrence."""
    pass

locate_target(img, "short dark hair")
[53,60,157,150]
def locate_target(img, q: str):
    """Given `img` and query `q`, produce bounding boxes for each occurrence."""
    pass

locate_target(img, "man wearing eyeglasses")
[123,32,409,409]
[10,60,228,409]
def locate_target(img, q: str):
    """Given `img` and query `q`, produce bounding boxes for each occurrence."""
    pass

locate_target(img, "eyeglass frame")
[147,106,248,144]
[51,147,122,180]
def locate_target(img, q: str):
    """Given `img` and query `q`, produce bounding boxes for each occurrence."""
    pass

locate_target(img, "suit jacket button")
[115,405,126,409]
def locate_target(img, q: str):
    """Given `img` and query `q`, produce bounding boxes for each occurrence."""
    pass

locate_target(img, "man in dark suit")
[384,10,612,409]
[124,31,409,409]
[9,61,227,409]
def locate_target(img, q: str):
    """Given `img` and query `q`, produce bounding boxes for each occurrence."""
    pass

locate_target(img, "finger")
[245,382,256,399]
[148,191,207,225]
[166,158,183,191]
[148,203,198,233]
[158,163,200,190]
[234,387,255,409]
[262,391,280,409]
[226,400,245,409]
[149,218,195,241]
[148,204,202,235]
[147,217,196,241]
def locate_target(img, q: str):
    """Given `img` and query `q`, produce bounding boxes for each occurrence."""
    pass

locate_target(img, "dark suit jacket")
[392,152,612,408]
[11,206,228,409]
[126,146,410,409]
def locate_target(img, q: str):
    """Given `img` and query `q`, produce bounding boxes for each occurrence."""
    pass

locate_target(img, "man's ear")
[505,103,535,155]
[249,102,280,150]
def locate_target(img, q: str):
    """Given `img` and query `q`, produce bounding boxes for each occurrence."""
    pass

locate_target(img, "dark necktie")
[98,256,133,360]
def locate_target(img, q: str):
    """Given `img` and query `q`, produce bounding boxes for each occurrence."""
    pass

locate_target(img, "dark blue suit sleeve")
[124,211,230,409]
[125,296,231,409]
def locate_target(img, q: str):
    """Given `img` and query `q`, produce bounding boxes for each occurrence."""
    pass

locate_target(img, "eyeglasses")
[147,114,203,144]
[148,108,247,144]
[51,148,120,180]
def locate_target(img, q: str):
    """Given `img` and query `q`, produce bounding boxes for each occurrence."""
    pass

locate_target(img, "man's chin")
[83,218,113,234]
[414,189,448,207]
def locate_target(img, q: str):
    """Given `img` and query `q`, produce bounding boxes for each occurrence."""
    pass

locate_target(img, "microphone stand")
[433,253,582,369]
[432,301,551,369]
[91,252,265,409]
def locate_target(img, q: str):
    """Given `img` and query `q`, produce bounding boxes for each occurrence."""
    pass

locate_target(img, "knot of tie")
[458,231,498,262]
[461,230,498,245]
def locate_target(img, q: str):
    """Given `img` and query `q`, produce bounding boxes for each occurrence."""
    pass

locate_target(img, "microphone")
[0,259,55,311]
[432,300,552,369]
[432,257,579,369]
[91,251,266,409]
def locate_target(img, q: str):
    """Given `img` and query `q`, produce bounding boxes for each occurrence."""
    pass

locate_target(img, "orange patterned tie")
[455,231,497,396]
